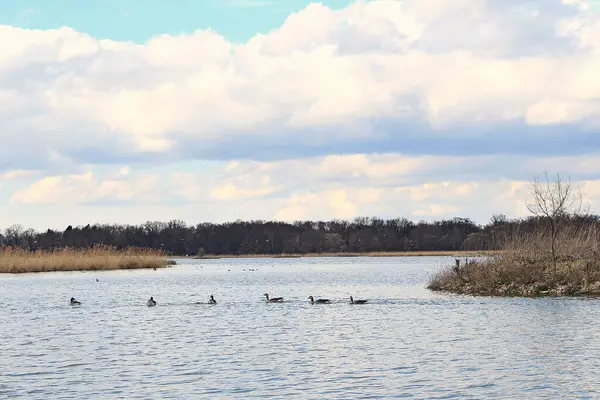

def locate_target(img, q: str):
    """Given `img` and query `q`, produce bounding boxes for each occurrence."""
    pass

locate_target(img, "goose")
[70,297,81,306]
[350,296,368,304]
[147,297,156,307]
[195,295,217,305]
[263,293,284,302]
[308,295,330,304]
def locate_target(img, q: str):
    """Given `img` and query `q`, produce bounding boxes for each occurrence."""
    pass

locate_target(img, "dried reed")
[0,245,171,273]
[428,224,600,296]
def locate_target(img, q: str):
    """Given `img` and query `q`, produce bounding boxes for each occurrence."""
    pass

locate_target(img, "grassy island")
[428,227,600,297]
[0,245,173,273]
[428,171,598,297]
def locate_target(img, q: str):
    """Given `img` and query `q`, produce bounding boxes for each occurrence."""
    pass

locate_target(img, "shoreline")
[1,264,175,274]
[0,250,495,274]
[173,250,499,260]
[1,261,176,274]
[428,280,600,298]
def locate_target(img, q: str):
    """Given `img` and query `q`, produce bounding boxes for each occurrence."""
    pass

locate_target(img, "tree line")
[1,213,598,256]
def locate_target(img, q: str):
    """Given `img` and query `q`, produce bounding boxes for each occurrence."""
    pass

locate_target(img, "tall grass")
[428,224,600,296]
[0,245,172,273]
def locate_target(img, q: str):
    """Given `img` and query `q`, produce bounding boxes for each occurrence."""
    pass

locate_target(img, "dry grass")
[194,250,499,259]
[0,245,173,273]
[428,224,600,297]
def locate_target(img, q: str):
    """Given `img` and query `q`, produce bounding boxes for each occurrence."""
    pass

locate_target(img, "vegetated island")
[428,171,599,297]
[0,245,174,274]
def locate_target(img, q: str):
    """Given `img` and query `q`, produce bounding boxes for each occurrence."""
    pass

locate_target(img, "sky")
[1,0,600,231]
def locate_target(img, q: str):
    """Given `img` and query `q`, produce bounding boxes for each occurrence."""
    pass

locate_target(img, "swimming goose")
[263,293,284,302]
[70,297,81,306]
[350,296,368,304]
[308,295,330,304]
[147,297,156,307]
[195,295,217,305]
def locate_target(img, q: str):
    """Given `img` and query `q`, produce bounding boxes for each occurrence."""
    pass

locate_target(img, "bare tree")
[4,224,24,247]
[526,170,586,276]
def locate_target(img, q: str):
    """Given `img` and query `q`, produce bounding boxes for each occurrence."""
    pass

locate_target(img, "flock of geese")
[69,293,368,307]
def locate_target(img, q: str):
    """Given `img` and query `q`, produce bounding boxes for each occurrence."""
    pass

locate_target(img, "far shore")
[171,250,499,260]
[0,247,495,274]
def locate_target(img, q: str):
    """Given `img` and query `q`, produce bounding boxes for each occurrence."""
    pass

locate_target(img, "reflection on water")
[1,256,599,399]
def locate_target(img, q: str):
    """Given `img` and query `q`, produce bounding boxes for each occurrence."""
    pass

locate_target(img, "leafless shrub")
[428,171,600,296]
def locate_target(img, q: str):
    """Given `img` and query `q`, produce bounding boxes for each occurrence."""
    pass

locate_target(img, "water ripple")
[1,256,599,398]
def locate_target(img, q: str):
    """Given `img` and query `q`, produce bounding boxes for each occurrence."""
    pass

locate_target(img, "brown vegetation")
[0,245,173,273]
[428,225,600,296]
[525,170,586,276]
[428,171,599,297]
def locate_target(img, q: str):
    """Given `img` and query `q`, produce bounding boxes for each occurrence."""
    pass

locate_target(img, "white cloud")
[7,152,600,230]
[273,189,357,221]
[1,170,36,181]
[0,0,598,174]
[9,172,159,205]
[413,204,462,218]
[210,180,281,201]
[1,0,600,228]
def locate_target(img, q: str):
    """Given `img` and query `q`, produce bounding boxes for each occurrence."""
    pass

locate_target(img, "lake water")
[1,256,599,399]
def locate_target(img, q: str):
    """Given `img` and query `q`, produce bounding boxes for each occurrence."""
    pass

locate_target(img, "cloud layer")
[1,0,600,228]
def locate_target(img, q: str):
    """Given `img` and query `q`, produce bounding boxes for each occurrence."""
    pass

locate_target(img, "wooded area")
[2,214,598,256]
